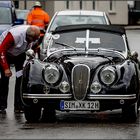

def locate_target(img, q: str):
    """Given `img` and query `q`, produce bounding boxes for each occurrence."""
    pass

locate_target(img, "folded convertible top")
[53,24,125,35]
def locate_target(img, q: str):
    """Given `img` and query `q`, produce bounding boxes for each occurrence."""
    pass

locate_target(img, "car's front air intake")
[72,64,90,100]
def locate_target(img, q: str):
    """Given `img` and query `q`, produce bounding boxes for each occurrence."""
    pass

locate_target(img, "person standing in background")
[27,1,50,58]
[27,1,50,33]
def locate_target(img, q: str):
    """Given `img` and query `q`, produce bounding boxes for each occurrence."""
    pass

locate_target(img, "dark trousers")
[0,53,26,110]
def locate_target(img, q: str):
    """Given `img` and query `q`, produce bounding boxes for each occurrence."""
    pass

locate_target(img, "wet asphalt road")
[0,29,140,139]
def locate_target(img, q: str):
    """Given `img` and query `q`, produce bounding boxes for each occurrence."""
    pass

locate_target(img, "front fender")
[21,59,45,93]
[119,60,139,94]
[28,60,45,85]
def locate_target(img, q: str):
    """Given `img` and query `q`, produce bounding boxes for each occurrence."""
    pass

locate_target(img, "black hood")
[63,55,110,70]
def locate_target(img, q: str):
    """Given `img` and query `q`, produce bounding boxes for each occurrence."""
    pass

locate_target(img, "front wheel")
[24,106,42,122]
[122,102,138,122]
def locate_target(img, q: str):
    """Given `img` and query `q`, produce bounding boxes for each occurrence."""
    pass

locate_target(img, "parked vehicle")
[21,24,140,122]
[47,10,111,33]
[16,9,29,24]
[0,1,24,35]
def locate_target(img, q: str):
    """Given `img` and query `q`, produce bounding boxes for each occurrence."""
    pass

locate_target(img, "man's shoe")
[14,106,24,113]
[14,109,24,113]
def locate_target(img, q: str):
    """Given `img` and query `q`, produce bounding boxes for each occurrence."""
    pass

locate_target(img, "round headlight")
[44,64,60,84]
[91,81,101,94]
[59,81,70,93]
[100,66,116,85]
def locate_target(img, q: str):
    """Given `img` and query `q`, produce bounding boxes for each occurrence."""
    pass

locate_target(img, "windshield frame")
[45,29,127,59]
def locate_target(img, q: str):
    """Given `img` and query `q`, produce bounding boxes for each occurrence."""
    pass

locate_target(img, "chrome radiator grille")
[72,64,90,100]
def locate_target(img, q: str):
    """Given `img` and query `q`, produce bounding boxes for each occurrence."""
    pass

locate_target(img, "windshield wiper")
[55,42,77,51]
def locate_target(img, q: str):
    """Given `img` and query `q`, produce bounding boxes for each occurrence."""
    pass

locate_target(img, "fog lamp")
[90,81,101,94]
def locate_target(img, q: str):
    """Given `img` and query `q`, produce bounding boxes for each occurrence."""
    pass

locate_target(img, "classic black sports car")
[21,24,140,122]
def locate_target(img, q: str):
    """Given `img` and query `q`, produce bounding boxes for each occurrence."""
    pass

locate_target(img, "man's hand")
[4,69,12,77]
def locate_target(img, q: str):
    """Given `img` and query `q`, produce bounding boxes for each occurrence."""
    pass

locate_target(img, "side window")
[109,0,116,11]
[80,0,82,9]
[66,0,69,9]
[14,1,19,9]
[92,0,96,10]
[0,7,12,24]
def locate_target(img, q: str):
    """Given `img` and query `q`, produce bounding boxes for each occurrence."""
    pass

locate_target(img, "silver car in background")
[46,10,111,32]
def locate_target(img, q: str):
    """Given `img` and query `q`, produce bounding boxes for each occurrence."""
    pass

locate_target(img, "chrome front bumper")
[23,93,136,100]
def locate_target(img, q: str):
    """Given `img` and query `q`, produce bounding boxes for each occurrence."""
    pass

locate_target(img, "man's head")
[34,1,42,7]
[26,25,40,43]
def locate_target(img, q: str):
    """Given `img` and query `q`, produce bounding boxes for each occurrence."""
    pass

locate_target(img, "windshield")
[49,15,106,31]
[0,7,12,24]
[47,30,126,54]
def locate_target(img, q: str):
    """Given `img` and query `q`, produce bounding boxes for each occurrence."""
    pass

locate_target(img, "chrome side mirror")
[26,49,35,58]
[131,51,138,61]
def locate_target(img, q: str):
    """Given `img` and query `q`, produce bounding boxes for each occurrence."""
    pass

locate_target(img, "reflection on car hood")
[63,55,110,69]
[0,24,11,35]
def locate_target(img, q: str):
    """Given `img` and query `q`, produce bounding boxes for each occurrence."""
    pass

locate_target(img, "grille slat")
[72,64,90,100]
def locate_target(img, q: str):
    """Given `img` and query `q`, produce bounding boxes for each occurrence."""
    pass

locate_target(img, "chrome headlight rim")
[42,64,63,86]
[99,66,117,86]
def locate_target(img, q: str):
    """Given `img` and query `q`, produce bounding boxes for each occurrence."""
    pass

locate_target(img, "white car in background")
[40,10,111,60]
[46,10,111,32]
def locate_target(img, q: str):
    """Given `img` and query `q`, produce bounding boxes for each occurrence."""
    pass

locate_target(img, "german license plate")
[60,100,100,110]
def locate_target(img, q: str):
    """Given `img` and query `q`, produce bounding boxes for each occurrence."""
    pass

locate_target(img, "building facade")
[13,0,128,25]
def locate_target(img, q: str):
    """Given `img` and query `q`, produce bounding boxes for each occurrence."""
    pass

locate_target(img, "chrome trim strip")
[88,94,136,99]
[23,93,72,99]
[86,29,90,50]
[122,34,128,59]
